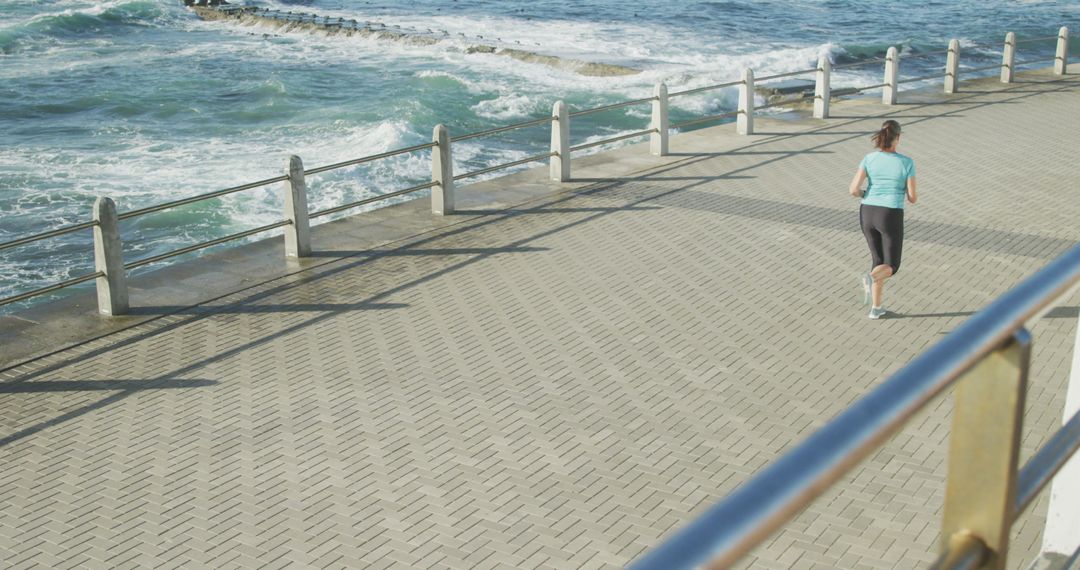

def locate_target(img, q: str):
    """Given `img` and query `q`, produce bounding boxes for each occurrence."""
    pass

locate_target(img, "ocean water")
[1,0,1076,312]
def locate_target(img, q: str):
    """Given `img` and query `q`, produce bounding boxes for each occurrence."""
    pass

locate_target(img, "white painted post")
[945,39,961,94]
[650,83,669,156]
[1001,32,1016,83]
[283,155,311,258]
[431,124,454,214]
[883,46,899,105]
[737,68,754,135]
[1055,26,1069,75]
[550,101,570,181]
[92,197,128,316]
[813,56,830,119]
[1039,316,1080,562]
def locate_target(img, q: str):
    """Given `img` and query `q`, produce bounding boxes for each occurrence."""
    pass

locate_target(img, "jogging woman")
[849,120,917,319]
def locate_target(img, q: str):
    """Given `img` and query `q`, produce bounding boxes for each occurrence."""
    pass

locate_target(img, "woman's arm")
[906,176,918,204]
[849,168,867,198]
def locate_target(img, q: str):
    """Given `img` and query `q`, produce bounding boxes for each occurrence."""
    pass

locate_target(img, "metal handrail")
[1015,35,1061,43]
[453,151,556,181]
[569,128,657,152]
[304,141,438,175]
[832,56,890,70]
[896,71,948,85]
[1066,544,1080,568]
[450,116,555,143]
[0,271,104,308]
[668,79,743,98]
[1015,57,1059,66]
[309,181,438,219]
[117,175,289,220]
[124,220,292,270]
[755,67,817,82]
[756,98,802,111]
[0,220,98,252]
[930,533,988,570]
[671,110,740,130]
[631,242,1080,570]
[569,96,656,118]
[1014,407,1080,516]
[964,63,1006,73]
[849,82,890,93]
[904,48,954,59]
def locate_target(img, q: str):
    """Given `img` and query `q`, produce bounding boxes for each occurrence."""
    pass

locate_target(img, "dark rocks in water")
[186,4,642,78]
[757,78,815,97]
[756,78,858,103]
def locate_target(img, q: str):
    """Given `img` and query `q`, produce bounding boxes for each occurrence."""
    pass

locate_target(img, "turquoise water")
[1,0,1076,311]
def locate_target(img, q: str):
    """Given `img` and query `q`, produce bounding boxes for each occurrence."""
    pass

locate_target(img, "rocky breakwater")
[755,78,859,107]
[189,5,642,78]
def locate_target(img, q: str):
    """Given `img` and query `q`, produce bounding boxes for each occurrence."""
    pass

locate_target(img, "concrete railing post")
[550,101,570,181]
[945,39,961,94]
[650,83,669,156]
[1038,312,1080,564]
[1055,26,1069,75]
[283,155,311,258]
[92,197,128,316]
[883,46,899,105]
[431,124,454,214]
[737,68,754,135]
[813,56,831,119]
[1001,32,1016,83]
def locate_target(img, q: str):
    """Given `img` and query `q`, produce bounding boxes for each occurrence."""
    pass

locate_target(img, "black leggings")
[860,204,903,274]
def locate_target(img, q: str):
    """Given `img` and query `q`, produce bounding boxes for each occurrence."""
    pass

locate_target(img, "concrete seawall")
[1,65,1074,368]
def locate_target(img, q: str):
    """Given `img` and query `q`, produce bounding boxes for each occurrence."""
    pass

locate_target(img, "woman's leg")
[860,205,886,305]
[872,209,904,308]
[860,206,886,268]
[870,264,893,307]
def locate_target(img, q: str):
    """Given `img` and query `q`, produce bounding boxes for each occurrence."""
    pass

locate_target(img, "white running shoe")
[860,273,873,306]
[868,306,887,319]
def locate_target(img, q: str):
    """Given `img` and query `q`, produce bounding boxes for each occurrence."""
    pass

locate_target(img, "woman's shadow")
[886,306,1078,320]
[886,310,974,319]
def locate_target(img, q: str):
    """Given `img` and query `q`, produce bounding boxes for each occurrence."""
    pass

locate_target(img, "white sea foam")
[201,3,809,88]
[415,70,509,94]
[471,94,540,120]
[0,115,429,247]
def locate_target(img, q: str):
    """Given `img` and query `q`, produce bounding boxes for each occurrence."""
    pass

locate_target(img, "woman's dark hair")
[871,120,901,150]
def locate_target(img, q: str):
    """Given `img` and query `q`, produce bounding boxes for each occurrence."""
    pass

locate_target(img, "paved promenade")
[3,67,1080,569]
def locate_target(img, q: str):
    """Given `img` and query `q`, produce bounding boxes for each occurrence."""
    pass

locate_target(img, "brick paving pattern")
[2,70,1079,569]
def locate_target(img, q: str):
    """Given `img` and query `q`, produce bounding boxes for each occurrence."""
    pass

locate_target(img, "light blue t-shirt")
[859,151,916,210]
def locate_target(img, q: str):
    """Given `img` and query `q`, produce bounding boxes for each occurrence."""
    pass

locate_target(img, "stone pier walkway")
[2,67,1079,569]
